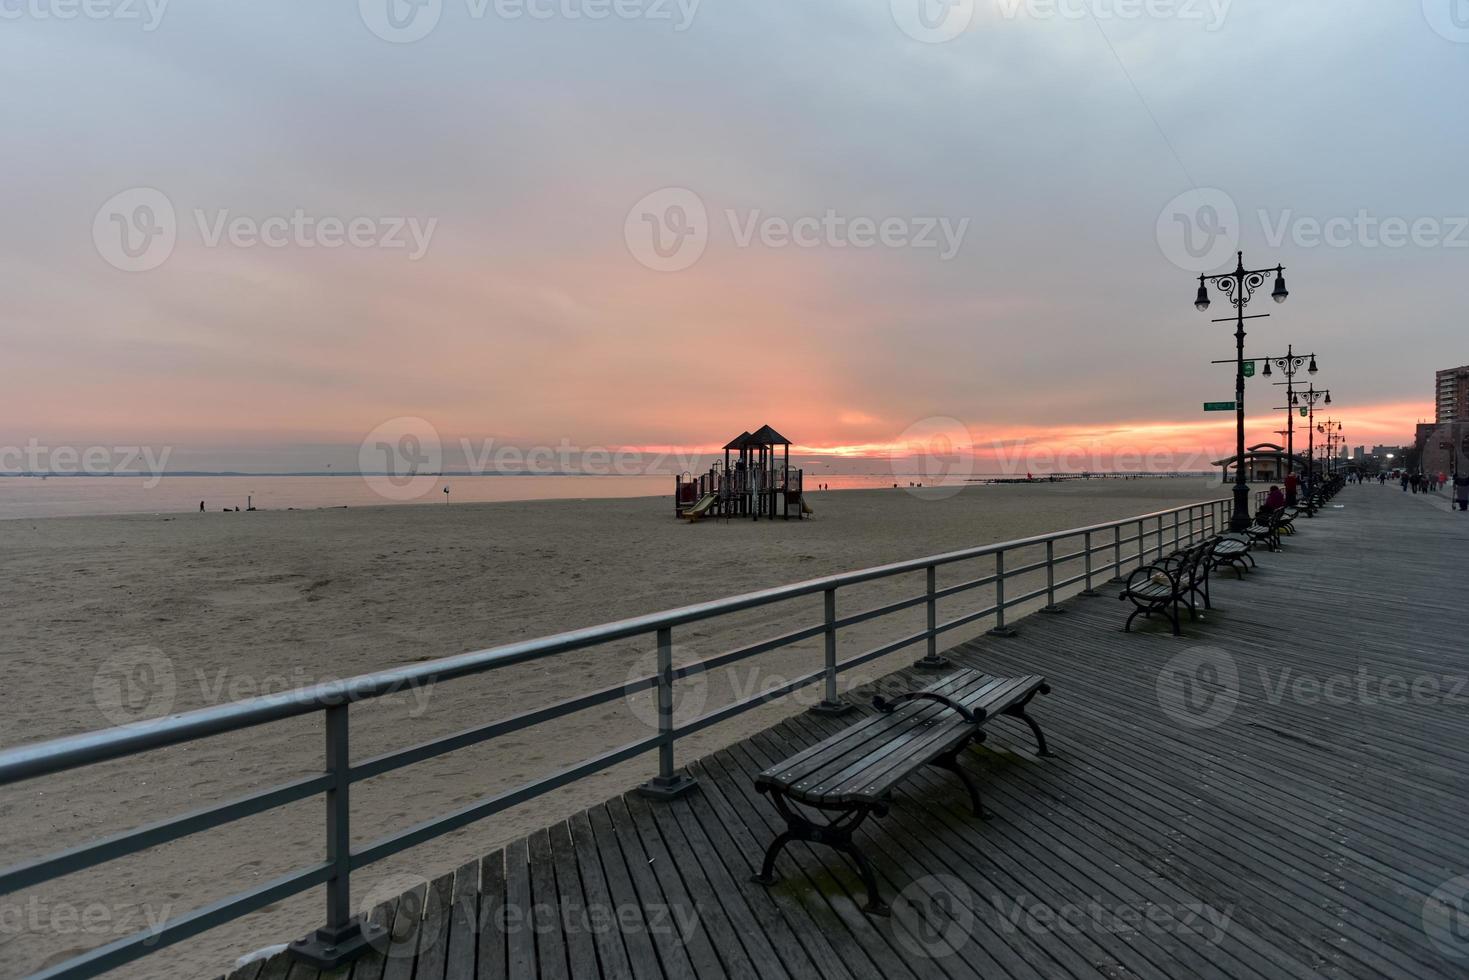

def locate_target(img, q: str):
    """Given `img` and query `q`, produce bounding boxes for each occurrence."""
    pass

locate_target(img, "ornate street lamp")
[1295,385,1331,510]
[1194,251,1290,531]
[1264,345,1320,476]
[1317,419,1343,475]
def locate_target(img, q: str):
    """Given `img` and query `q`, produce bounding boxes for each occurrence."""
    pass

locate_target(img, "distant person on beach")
[1456,473,1469,512]
[1284,471,1299,506]
[199,501,204,512]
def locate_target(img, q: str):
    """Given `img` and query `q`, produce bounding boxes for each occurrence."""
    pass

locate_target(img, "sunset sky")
[1,1,1461,472]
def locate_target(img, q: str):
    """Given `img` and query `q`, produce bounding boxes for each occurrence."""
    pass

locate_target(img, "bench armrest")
[872,691,986,725]
[1120,564,1179,596]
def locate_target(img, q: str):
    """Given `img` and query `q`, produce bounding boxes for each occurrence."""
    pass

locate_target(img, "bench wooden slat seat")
[1210,533,1256,578]
[1244,509,1284,552]
[752,668,1051,914]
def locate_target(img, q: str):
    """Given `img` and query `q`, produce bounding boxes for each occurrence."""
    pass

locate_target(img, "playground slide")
[683,492,718,520]
[800,496,813,515]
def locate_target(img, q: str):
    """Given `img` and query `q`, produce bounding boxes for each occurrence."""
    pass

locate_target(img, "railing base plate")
[810,699,858,716]
[1040,606,1066,615]
[289,917,385,970]
[911,655,953,671]
[1079,589,1103,598]
[988,627,1018,638]
[637,773,698,800]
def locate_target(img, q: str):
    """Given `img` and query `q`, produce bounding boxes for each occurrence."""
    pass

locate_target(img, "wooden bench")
[1210,533,1255,578]
[1245,509,1284,552]
[1277,505,1302,535]
[751,669,1051,915]
[1118,539,1213,636]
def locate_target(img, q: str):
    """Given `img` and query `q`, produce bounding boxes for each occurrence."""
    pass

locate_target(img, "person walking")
[1456,472,1469,512]
[1284,470,1300,507]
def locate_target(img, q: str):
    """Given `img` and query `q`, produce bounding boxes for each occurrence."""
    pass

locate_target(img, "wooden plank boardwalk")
[227,486,1469,980]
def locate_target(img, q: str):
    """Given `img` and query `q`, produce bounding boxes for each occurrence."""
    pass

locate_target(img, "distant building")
[1357,445,1407,474]
[1435,365,1469,423]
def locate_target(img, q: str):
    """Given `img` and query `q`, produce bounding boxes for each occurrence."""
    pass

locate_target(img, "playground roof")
[723,432,752,450]
[748,424,791,446]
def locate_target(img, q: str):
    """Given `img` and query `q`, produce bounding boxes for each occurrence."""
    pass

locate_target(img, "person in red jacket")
[1284,471,1299,507]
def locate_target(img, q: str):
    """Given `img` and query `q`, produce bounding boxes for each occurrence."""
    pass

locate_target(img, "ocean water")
[0,471,1207,520]
[0,473,931,520]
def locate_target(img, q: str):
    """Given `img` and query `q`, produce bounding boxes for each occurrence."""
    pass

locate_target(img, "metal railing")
[0,496,1232,979]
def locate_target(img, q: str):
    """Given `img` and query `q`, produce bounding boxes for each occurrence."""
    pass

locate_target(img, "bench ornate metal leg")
[1001,684,1054,757]
[929,735,992,820]
[751,786,892,916]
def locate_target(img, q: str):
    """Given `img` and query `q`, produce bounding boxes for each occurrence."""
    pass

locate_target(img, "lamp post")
[1263,346,1318,474]
[1296,386,1330,507]
[1194,251,1289,531]
[1317,419,1342,475]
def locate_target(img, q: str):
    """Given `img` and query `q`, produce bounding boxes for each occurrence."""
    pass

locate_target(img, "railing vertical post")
[816,590,857,714]
[325,706,351,931]
[913,566,951,670]
[1041,540,1064,613]
[638,627,697,798]
[1081,531,1100,597]
[1138,520,1146,570]
[288,704,383,970]
[989,550,1017,637]
[1112,524,1124,582]
[1173,511,1180,551]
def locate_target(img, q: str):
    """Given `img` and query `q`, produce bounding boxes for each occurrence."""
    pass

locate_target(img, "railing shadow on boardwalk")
[224,486,1469,980]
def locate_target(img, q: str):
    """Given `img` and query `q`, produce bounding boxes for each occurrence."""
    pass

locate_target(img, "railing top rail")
[0,496,1227,786]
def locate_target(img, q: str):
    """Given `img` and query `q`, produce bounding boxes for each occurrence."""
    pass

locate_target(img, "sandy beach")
[1,479,1230,979]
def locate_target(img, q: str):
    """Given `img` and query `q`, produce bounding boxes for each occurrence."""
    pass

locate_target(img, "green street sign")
[1242,361,1257,378]
[1300,407,1308,417]
[1203,402,1236,412]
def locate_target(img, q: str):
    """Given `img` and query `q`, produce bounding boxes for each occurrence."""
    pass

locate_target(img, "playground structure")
[675,425,809,521]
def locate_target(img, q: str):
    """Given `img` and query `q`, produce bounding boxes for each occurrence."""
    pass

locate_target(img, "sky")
[1,0,1464,474]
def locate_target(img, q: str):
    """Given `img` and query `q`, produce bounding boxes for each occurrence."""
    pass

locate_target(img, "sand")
[0,478,1230,979]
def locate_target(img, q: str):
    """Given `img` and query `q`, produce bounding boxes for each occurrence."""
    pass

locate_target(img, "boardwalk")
[227,487,1469,980]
